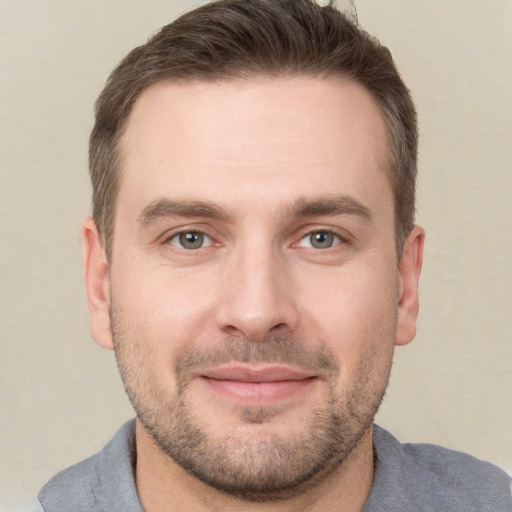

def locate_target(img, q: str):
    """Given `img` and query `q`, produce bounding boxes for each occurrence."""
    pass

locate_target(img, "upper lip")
[197,365,316,383]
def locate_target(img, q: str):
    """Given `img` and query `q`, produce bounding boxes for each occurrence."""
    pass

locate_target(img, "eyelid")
[293,226,351,249]
[158,224,351,250]
[169,231,213,249]
[161,225,218,250]
[299,229,339,247]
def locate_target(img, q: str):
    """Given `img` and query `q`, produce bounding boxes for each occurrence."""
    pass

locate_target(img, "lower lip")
[201,377,316,403]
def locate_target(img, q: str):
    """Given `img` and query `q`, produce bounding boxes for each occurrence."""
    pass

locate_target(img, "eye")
[168,231,213,250]
[298,230,342,249]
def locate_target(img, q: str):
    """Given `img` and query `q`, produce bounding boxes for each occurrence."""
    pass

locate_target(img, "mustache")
[174,334,340,382]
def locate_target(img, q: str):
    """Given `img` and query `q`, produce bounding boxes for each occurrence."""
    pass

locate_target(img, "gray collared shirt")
[38,419,512,511]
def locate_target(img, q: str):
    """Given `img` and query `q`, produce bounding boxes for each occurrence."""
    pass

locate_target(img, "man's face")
[85,77,422,499]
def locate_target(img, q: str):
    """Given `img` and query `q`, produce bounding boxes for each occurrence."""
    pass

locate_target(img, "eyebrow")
[137,198,232,228]
[137,194,373,228]
[287,196,373,222]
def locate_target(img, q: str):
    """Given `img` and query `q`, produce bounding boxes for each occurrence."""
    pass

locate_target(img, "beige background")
[1,1,511,510]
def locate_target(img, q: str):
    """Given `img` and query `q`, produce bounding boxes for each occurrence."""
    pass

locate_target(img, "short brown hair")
[90,0,417,260]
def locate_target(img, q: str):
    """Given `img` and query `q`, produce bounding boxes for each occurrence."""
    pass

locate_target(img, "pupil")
[311,232,333,248]
[180,232,203,249]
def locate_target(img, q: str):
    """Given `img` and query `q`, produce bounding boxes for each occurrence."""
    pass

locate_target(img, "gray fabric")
[363,427,511,512]
[38,419,512,511]
[38,421,143,512]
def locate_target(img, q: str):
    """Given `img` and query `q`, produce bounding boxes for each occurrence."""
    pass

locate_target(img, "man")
[38,0,511,510]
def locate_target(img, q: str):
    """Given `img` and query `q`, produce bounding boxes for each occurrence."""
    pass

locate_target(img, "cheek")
[298,263,399,359]
[111,263,221,354]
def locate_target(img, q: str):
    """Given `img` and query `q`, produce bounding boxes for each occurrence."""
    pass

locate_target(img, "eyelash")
[163,226,348,253]
[296,228,346,250]
[165,229,215,250]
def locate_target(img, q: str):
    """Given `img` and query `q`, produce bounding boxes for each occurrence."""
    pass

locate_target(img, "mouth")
[197,365,318,404]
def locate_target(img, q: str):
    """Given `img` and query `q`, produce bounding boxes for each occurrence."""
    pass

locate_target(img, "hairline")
[103,72,404,261]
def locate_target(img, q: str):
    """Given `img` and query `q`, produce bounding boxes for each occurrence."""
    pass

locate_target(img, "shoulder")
[38,419,142,512]
[38,453,101,510]
[367,425,512,512]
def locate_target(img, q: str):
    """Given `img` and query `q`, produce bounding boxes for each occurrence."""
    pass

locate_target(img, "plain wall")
[1,1,511,510]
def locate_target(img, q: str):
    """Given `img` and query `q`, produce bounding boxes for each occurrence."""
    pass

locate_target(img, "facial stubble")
[111,305,395,501]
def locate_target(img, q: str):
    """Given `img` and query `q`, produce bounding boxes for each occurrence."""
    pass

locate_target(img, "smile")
[198,365,318,403]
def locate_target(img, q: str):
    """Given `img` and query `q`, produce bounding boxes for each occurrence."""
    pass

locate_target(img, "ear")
[82,217,113,350]
[395,225,425,346]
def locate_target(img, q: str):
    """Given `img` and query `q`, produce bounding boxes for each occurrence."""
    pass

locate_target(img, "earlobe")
[395,225,425,346]
[82,217,114,350]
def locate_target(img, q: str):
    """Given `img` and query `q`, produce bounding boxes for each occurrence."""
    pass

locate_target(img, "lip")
[196,365,317,403]
[200,365,314,382]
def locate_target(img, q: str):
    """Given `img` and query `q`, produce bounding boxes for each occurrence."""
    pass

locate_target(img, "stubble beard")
[111,305,394,502]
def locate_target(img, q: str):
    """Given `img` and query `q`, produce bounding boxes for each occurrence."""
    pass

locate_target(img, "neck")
[135,419,375,512]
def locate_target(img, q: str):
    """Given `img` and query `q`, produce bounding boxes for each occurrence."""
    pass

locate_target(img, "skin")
[82,77,424,512]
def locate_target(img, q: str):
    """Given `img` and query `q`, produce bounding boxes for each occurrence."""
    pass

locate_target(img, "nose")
[215,242,299,341]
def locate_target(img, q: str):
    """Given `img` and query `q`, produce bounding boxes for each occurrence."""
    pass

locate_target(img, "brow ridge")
[137,194,372,228]
[137,198,232,227]
[287,195,373,221]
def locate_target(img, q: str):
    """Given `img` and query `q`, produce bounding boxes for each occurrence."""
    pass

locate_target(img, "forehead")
[118,77,391,218]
